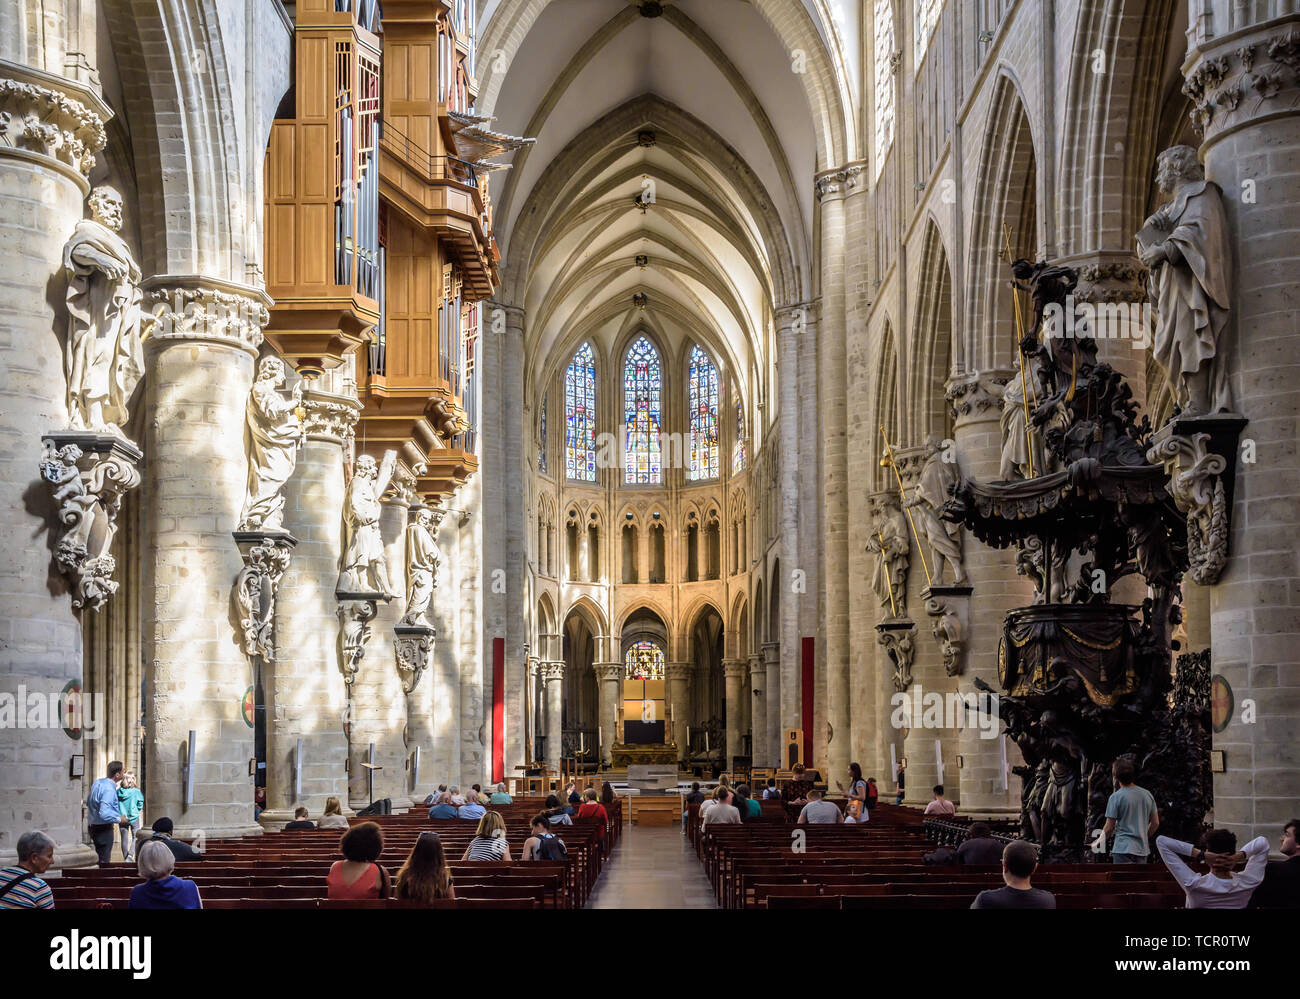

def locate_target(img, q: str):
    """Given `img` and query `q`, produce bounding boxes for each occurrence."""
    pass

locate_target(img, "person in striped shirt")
[0,830,56,909]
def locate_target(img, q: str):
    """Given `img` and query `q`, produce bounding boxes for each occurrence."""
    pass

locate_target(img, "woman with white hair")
[0,831,56,909]
[129,840,202,909]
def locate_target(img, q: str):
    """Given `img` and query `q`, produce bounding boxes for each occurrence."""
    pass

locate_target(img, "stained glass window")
[874,0,896,180]
[687,344,719,481]
[624,335,662,484]
[625,640,665,680]
[914,0,942,67]
[538,396,547,474]
[565,342,596,482]
[732,397,747,473]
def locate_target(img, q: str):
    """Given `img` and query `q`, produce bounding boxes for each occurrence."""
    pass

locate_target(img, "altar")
[611,744,679,768]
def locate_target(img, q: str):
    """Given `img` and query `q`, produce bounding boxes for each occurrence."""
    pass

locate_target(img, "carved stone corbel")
[338,598,378,685]
[876,620,917,693]
[39,432,142,611]
[395,624,435,694]
[923,584,973,677]
[1147,415,1247,585]
[232,531,296,662]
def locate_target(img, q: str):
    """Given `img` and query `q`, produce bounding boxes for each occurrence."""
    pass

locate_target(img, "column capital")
[0,61,110,188]
[141,275,272,356]
[593,662,623,683]
[1184,22,1300,146]
[814,161,867,203]
[541,660,566,681]
[665,662,693,681]
[302,390,362,445]
[945,368,1014,428]
[775,301,818,332]
[722,659,749,681]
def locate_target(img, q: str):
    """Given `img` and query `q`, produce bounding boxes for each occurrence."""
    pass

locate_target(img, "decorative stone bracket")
[232,531,296,662]
[923,584,972,677]
[1147,414,1247,586]
[876,620,917,693]
[39,432,142,611]
[338,598,378,685]
[395,624,436,694]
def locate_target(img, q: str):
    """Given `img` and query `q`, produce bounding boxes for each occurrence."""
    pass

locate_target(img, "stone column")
[346,492,411,810]
[259,390,359,825]
[722,659,747,770]
[665,662,692,767]
[0,61,108,868]
[761,641,780,766]
[748,653,767,766]
[594,663,621,769]
[541,661,565,772]
[813,167,856,782]
[1183,13,1300,846]
[944,370,1028,813]
[141,276,271,840]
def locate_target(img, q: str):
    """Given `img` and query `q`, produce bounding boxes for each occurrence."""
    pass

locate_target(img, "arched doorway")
[613,607,676,767]
[687,603,725,774]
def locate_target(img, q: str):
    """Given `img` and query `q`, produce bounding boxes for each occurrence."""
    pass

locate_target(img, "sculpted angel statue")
[238,356,303,532]
[63,185,144,435]
[1137,145,1233,415]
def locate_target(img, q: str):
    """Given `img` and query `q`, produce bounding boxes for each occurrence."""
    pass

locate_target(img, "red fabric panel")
[492,637,505,784]
[801,636,815,756]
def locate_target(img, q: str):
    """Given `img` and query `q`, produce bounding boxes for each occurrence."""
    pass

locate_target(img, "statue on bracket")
[999,357,1050,480]
[1138,145,1233,416]
[906,435,966,585]
[63,185,145,437]
[339,450,398,597]
[400,507,444,629]
[867,492,909,618]
[238,356,303,532]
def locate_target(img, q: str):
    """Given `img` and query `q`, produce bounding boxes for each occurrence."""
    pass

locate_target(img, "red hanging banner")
[492,637,505,783]
[801,636,815,757]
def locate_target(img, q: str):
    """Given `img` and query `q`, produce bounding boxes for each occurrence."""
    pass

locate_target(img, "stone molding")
[38,432,142,612]
[1184,24,1300,141]
[541,661,566,682]
[1074,260,1148,304]
[395,624,436,694]
[302,389,362,445]
[594,663,623,683]
[338,599,379,685]
[0,62,108,181]
[722,658,749,681]
[665,662,694,681]
[876,621,917,693]
[814,162,867,202]
[141,276,272,356]
[922,584,973,678]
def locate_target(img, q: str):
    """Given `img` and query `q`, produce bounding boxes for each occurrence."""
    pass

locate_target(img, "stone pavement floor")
[586,821,719,909]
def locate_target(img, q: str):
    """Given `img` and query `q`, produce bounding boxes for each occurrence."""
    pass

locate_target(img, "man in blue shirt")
[1103,757,1159,862]
[86,760,125,864]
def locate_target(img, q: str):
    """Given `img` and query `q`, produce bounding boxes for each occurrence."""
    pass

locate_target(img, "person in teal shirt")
[118,772,144,862]
[1103,757,1159,862]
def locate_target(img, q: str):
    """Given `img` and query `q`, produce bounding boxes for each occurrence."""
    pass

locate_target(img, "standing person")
[895,759,906,806]
[0,831,56,909]
[327,821,390,900]
[923,785,956,816]
[1102,758,1160,863]
[396,832,455,903]
[129,840,202,909]
[86,760,125,864]
[462,811,512,861]
[117,771,143,862]
[576,787,610,855]
[837,763,868,822]
[1250,819,1300,909]
[865,777,880,813]
[1157,830,1270,909]
[761,778,781,801]
[970,841,1056,909]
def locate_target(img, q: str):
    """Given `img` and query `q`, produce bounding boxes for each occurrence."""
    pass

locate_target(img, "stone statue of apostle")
[339,450,398,596]
[400,507,443,628]
[238,356,302,532]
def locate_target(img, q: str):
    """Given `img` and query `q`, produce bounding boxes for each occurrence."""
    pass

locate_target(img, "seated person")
[701,789,741,827]
[449,785,466,806]
[684,782,707,805]
[462,811,512,861]
[427,792,459,820]
[458,790,487,821]
[956,822,1004,865]
[923,785,956,816]
[147,817,202,861]
[797,788,843,825]
[522,814,569,861]
[543,794,573,825]
[0,830,56,909]
[317,796,350,830]
[760,778,781,801]
[733,785,761,819]
[129,840,202,909]
[489,782,513,804]
[1251,818,1300,909]
[283,805,316,831]
[327,821,390,900]
[396,832,455,903]
[1157,829,1269,909]
[970,841,1055,909]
